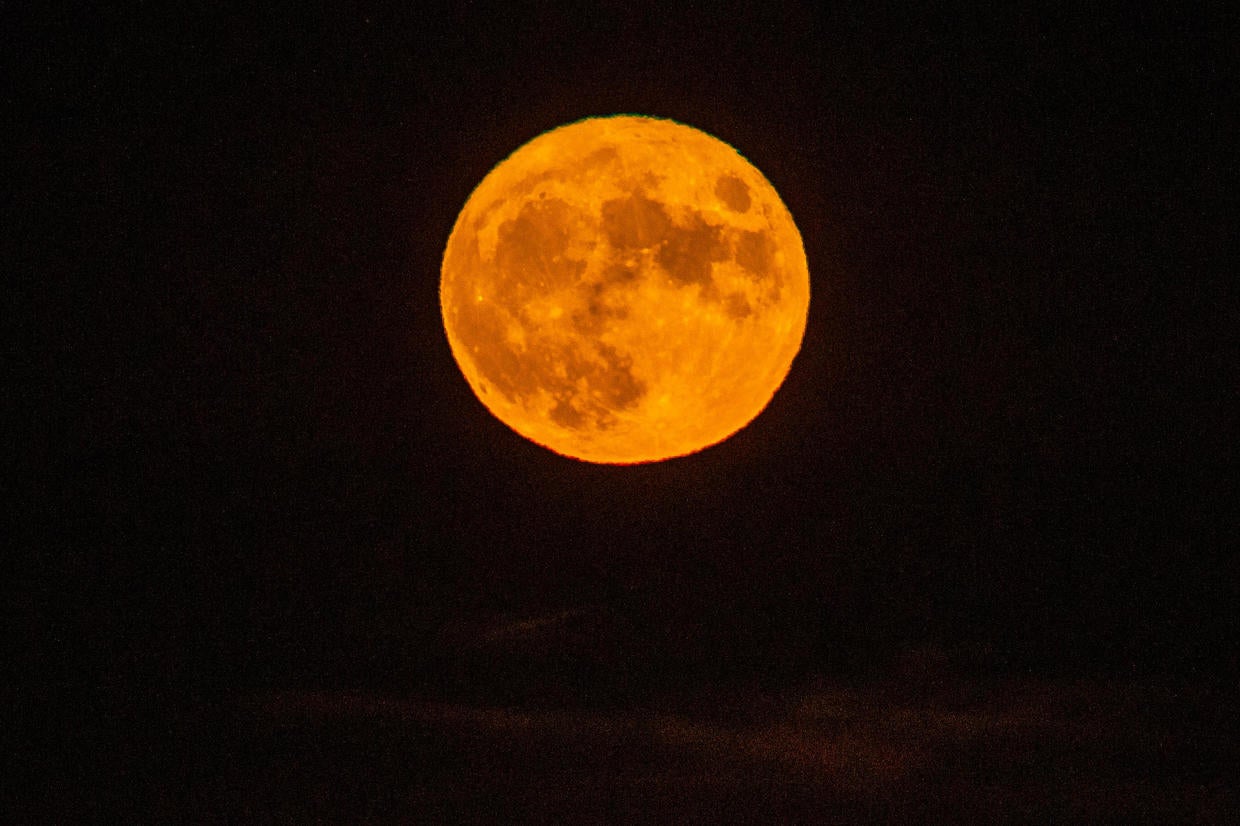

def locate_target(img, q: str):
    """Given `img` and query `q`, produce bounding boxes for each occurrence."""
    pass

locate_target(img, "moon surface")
[440,115,810,464]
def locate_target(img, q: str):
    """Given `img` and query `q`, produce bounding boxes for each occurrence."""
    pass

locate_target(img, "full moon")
[440,115,810,464]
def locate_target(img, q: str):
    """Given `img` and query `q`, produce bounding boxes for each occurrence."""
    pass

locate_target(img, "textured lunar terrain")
[441,116,810,463]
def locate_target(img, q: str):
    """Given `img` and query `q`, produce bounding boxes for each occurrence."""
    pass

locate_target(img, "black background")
[12,2,1237,819]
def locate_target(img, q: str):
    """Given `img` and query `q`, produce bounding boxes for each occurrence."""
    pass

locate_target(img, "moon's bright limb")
[440,115,810,464]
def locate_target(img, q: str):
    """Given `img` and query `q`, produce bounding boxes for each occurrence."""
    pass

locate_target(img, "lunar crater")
[655,210,727,289]
[494,198,587,297]
[601,192,672,251]
[715,174,751,212]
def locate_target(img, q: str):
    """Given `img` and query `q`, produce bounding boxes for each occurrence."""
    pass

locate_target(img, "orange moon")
[440,115,810,464]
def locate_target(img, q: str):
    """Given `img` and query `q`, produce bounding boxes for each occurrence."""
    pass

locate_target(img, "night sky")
[15,3,1236,819]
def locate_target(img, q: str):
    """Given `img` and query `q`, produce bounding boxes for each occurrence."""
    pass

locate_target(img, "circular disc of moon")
[440,115,810,464]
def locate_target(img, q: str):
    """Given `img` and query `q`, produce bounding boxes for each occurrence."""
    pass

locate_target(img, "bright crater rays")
[440,115,810,464]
